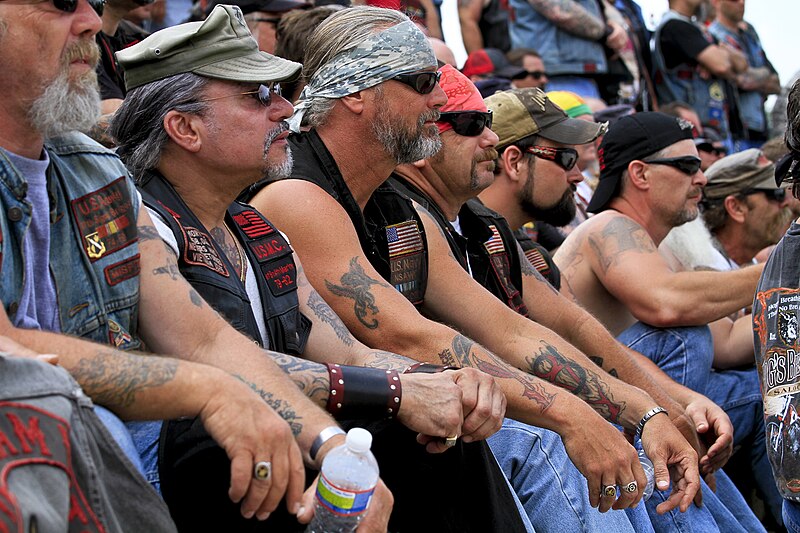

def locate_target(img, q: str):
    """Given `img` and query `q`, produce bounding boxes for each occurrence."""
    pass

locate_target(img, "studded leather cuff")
[325,364,401,420]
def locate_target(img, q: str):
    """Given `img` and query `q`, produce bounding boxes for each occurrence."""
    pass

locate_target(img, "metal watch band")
[310,426,346,463]
[635,407,668,440]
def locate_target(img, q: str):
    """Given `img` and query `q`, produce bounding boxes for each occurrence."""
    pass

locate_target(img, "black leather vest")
[244,130,429,307]
[138,171,310,354]
[390,176,529,317]
[513,228,561,290]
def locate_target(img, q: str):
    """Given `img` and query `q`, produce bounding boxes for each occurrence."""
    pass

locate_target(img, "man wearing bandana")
[246,6,705,529]
[754,79,800,533]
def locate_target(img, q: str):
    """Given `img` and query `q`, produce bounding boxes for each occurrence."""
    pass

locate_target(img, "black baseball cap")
[587,112,695,213]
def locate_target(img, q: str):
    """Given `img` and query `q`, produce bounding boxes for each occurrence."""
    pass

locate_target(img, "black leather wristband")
[326,364,401,420]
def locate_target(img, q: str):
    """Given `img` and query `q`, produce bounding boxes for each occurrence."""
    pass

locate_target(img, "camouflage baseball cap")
[704,148,777,200]
[484,88,606,150]
[117,4,301,91]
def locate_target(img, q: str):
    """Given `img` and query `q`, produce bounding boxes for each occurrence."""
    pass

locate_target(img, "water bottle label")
[314,473,375,517]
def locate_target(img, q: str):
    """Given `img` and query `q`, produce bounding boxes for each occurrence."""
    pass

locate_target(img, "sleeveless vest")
[513,228,561,290]
[138,170,310,354]
[243,130,429,307]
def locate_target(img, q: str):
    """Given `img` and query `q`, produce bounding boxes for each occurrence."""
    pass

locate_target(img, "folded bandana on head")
[288,19,436,131]
[437,64,487,134]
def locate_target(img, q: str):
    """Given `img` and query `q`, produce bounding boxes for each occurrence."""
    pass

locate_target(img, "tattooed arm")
[562,212,763,327]
[526,0,606,41]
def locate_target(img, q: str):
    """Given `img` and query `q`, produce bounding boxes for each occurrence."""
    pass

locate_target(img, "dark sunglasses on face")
[34,0,105,16]
[696,142,727,157]
[393,71,442,95]
[437,110,493,137]
[740,188,787,203]
[642,155,702,175]
[513,70,546,80]
[525,145,579,171]
[200,83,281,107]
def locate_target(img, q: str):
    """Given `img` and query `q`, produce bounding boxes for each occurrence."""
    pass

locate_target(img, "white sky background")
[443,0,798,109]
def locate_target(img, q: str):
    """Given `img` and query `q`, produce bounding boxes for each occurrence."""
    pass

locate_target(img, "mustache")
[63,39,101,70]
[263,121,289,153]
[475,148,498,163]
[418,109,441,127]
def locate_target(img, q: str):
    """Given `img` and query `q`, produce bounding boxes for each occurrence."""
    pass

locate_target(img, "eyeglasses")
[696,142,727,157]
[199,83,281,107]
[10,0,106,15]
[437,110,493,137]
[642,156,702,175]
[740,188,787,203]
[525,145,579,171]
[393,71,441,95]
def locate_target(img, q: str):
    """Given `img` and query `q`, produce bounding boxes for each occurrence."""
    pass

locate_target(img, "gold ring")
[253,461,272,481]
[602,485,616,498]
[444,436,458,448]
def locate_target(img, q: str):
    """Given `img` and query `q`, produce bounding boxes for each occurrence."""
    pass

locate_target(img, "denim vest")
[653,11,731,141]
[708,20,768,135]
[0,132,142,350]
[508,0,607,76]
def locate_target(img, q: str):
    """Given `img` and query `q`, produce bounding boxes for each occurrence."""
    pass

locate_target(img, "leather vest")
[389,177,529,317]
[244,130,429,307]
[480,0,511,52]
[138,171,310,354]
[514,227,561,290]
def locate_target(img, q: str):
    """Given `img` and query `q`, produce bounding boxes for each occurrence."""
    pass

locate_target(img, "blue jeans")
[126,420,163,493]
[784,500,800,533]
[94,405,145,475]
[618,322,777,528]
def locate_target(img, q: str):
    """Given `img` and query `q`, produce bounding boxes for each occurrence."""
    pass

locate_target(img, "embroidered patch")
[232,210,275,239]
[386,221,424,258]
[386,221,425,304]
[181,226,229,277]
[104,254,140,286]
[485,226,528,316]
[70,177,137,262]
[524,248,551,277]
[261,257,297,296]
[248,236,288,264]
[107,318,134,349]
[483,225,506,255]
[0,402,105,533]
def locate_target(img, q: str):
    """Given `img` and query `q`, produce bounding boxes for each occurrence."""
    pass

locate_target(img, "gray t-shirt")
[2,148,60,331]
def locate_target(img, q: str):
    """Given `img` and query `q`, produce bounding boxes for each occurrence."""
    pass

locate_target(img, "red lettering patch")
[232,210,274,239]
[248,237,287,263]
[103,254,140,286]
[260,257,296,296]
[69,177,137,263]
[0,402,105,533]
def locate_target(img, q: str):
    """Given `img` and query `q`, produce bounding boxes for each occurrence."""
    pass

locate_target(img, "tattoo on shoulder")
[137,225,161,242]
[588,355,619,378]
[324,257,385,330]
[70,349,178,408]
[307,290,355,346]
[526,343,624,423]
[234,374,304,436]
[588,217,657,273]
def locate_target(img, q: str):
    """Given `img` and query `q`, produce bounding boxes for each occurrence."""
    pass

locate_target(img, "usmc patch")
[70,177,137,262]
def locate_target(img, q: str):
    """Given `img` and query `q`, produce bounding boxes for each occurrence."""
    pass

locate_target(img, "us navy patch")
[386,221,424,305]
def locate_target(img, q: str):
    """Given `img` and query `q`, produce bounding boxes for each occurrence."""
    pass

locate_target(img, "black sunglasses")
[393,71,441,95]
[32,0,105,15]
[525,145,579,171]
[513,70,546,80]
[437,110,493,137]
[642,156,702,175]
[696,142,727,157]
[200,83,281,107]
[740,188,787,203]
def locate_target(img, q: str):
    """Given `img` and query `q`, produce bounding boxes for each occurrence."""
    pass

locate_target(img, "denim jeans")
[618,321,777,528]
[784,500,800,533]
[126,420,163,493]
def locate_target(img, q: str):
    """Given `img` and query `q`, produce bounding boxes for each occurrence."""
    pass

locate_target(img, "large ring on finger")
[601,484,616,498]
[622,481,638,494]
[444,436,458,448]
[253,461,272,481]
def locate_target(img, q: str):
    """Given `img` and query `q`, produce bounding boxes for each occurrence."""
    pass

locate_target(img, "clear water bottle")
[306,428,380,533]
[638,449,656,501]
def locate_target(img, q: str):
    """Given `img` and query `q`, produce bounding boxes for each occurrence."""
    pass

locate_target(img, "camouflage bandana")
[288,19,436,132]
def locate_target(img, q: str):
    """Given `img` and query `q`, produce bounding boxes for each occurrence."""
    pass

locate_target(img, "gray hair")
[301,6,406,127]
[111,72,210,172]
[786,79,800,153]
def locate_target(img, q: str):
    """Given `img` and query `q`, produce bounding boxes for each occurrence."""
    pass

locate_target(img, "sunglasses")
[642,156,702,175]
[199,83,281,107]
[525,145,579,171]
[23,0,106,15]
[740,188,787,203]
[437,110,493,137]
[513,70,547,80]
[393,71,441,95]
[696,142,727,157]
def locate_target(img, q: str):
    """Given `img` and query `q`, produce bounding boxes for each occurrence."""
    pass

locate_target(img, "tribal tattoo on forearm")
[362,350,414,370]
[324,257,386,330]
[265,351,331,406]
[449,334,555,410]
[526,342,624,423]
[307,291,355,346]
[234,375,304,436]
[69,349,178,408]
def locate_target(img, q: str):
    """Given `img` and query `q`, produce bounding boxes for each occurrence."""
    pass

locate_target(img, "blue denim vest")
[0,132,142,350]
[653,11,731,142]
[508,0,607,76]
[708,20,768,135]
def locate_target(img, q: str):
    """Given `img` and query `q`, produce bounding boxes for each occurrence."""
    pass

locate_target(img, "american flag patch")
[232,210,274,239]
[484,225,506,255]
[524,248,549,273]
[386,221,423,258]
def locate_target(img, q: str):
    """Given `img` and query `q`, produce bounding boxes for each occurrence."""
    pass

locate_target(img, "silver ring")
[601,484,616,498]
[444,436,458,448]
[622,481,638,494]
[253,461,272,481]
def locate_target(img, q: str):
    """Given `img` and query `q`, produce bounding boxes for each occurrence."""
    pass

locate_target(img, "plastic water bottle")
[306,428,380,533]
[638,449,656,501]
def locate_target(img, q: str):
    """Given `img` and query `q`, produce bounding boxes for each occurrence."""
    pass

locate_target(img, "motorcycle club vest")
[243,130,429,308]
[138,170,310,354]
[389,177,529,317]
[513,227,562,290]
